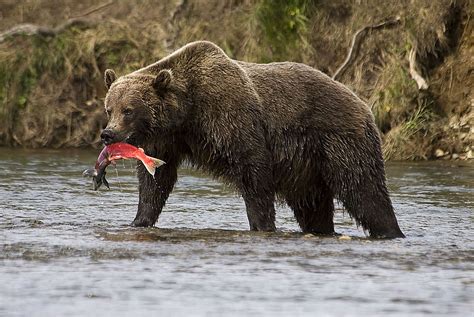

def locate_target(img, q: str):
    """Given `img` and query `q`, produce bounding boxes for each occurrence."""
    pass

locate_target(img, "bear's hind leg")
[320,128,405,239]
[339,183,405,239]
[286,181,335,235]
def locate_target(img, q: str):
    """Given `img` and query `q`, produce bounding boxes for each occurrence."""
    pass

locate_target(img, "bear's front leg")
[240,165,276,232]
[132,161,178,227]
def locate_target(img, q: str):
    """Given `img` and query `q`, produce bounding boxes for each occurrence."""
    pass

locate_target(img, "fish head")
[83,167,108,191]
[82,168,97,178]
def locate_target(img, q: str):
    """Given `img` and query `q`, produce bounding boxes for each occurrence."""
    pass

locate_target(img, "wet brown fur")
[103,41,404,238]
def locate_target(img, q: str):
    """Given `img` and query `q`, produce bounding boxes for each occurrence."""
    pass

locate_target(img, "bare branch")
[72,0,115,19]
[332,17,401,81]
[0,18,94,43]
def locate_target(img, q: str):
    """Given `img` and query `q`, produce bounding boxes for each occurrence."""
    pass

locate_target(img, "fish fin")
[144,157,166,176]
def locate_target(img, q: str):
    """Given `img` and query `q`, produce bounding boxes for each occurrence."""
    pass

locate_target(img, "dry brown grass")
[0,1,171,147]
[0,0,471,159]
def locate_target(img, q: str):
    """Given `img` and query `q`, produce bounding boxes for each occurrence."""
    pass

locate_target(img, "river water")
[0,148,472,316]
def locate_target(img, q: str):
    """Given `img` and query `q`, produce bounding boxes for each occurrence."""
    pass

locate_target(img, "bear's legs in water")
[321,130,405,238]
[286,181,335,235]
[132,161,178,227]
[242,193,276,231]
[239,165,276,231]
[339,182,405,238]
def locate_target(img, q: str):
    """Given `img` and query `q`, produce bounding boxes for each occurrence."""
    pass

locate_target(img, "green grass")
[371,52,419,133]
[0,21,159,145]
[254,0,311,61]
[383,103,435,160]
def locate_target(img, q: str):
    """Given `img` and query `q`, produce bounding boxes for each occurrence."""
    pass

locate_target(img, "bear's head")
[101,68,187,146]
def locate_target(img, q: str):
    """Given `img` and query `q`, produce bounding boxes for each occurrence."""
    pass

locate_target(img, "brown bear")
[101,40,404,238]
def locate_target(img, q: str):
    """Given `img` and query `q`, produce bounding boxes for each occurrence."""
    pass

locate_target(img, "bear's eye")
[123,108,133,116]
[106,109,111,117]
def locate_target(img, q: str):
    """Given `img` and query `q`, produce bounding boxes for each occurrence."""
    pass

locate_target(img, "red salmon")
[83,143,166,190]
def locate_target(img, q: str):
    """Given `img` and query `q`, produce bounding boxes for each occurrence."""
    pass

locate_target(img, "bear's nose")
[101,129,116,145]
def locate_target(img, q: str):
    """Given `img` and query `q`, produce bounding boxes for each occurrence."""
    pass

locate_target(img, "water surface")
[0,148,473,316]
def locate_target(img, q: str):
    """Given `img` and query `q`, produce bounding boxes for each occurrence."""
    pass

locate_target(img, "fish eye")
[123,108,133,116]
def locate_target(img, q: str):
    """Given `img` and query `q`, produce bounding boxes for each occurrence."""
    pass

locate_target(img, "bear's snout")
[101,129,116,145]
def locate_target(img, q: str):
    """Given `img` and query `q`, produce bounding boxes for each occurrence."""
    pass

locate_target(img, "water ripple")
[0,148,473,316]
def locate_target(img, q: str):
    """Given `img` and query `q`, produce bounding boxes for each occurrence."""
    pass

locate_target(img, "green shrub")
[255,0,311,61]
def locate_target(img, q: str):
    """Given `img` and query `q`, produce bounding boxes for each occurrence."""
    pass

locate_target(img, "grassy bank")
[0,0,472,160]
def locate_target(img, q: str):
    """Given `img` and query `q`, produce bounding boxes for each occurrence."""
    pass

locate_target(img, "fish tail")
[144,157,166,176]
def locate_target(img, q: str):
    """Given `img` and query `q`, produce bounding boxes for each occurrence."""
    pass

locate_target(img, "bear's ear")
[104,69,117,90]
[152,69,173,94]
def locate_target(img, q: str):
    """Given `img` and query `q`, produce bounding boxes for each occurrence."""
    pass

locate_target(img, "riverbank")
[0,0,472,160]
